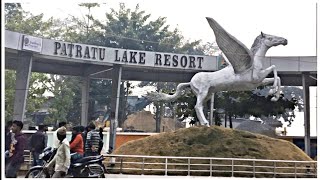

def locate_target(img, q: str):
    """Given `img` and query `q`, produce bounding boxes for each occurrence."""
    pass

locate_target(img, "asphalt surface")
[19,173,232,179]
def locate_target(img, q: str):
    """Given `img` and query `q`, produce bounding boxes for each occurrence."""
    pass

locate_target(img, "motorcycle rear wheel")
[25,167,50,178]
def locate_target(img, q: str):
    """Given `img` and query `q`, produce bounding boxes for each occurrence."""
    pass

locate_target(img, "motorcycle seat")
[75,155,103,163]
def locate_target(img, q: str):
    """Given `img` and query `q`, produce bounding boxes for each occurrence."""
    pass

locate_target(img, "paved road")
[20,173,231,179]
[105,174,231,179]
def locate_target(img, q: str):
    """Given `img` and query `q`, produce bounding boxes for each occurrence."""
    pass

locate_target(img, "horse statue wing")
[206,17,254,74]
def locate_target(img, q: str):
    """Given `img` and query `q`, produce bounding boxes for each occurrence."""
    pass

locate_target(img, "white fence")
[103,154,317,178]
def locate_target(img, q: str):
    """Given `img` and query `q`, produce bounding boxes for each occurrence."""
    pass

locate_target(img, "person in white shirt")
[51,122,67,149]
[45,126,70,178]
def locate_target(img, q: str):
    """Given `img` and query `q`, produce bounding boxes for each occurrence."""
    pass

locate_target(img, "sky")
[17,0,318,56]
[3,0,319,136]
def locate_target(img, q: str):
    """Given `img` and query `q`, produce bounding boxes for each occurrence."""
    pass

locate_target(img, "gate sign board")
[22,35,43,53]
[42,39,217,71]
[7,30,219,71]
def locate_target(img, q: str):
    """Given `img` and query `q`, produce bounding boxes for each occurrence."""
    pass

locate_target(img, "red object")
[70,134,84,155]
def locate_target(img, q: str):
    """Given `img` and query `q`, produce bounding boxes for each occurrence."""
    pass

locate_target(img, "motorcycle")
[25,147,106,178]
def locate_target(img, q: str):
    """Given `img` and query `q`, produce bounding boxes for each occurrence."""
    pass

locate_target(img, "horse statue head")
[251,32,287,56]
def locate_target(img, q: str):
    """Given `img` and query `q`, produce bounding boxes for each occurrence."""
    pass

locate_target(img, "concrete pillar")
[108,65,122,153]
[302,73,311,157]
[81,76,90,126]
[13,52,33,122]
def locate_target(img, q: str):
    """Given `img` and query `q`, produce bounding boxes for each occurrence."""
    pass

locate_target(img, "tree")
[212,88,298,128]
[56,3,206,129]
[5,3,76,126]
[5,3,62,38]
[5,3,56,123]
[166,85,298,129]
[43,75,80,126]
[93,3,204,54]
[5,70,17,122]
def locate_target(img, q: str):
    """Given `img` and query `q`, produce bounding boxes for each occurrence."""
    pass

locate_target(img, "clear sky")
[17,0,318,56]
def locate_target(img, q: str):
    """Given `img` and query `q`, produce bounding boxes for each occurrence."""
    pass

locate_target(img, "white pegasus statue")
[147,17,288,126]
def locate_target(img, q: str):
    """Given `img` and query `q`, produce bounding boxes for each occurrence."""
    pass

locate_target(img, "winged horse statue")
[147,17,288,126]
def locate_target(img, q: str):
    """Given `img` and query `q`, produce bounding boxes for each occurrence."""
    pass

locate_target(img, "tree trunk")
[155,103,162,132]
[229,114,233,128]
[224,114,227,127]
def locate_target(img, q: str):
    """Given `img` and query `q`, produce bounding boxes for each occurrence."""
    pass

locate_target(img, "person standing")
[81,126,88,152]
[43,125,48,149]
[5,121,13,165]
[98,127,104,154]
[52,121,67,149]
[29,124,47,166]
[70,126,84,163]
[5,121,13,152]
[5,120,27,178]
[45,126,70,178]
[85,122,101,156]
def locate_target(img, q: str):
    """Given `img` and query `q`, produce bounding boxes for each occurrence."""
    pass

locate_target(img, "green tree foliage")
[56,3,205,127]
[93,3,204,54]
[5,3,62,38]
[178,90,298,128]
[43,75,80,126]
[5,70,17,122]
[5,3,55,123]
[5,3,76,125]
[5,69,50,123]
[167,85,298,128]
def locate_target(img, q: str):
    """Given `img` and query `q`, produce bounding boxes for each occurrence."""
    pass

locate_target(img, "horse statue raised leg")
[147,17,287,126]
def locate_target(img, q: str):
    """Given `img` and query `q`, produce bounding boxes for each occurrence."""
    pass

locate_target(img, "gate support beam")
[108,65,122,153]
[302,72,311,157]
[13,52,33,122]
[81,76,90,126]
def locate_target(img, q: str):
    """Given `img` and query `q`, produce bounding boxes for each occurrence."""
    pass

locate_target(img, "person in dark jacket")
[5,120,27,178]
[29,124,47,166]
[5,121,13,152]
[5,121,13,165]
[80,126,87,152]
[98,127,104,154]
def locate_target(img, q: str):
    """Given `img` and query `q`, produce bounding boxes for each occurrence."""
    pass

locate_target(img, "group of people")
[5,120,104,178]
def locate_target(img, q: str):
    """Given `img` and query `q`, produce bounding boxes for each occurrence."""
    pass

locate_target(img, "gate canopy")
[5,30,317,85]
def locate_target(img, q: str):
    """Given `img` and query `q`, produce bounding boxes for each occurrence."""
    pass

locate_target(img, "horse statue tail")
[146,82,190,102]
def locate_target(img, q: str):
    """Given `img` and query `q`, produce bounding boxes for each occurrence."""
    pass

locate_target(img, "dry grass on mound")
[106,126,315,177]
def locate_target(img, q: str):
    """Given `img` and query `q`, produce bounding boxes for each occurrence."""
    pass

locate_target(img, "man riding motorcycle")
[44,127,70,178]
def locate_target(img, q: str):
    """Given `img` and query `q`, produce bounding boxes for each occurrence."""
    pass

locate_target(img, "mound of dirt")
[110,126,315,177]
[115,126,311,160]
